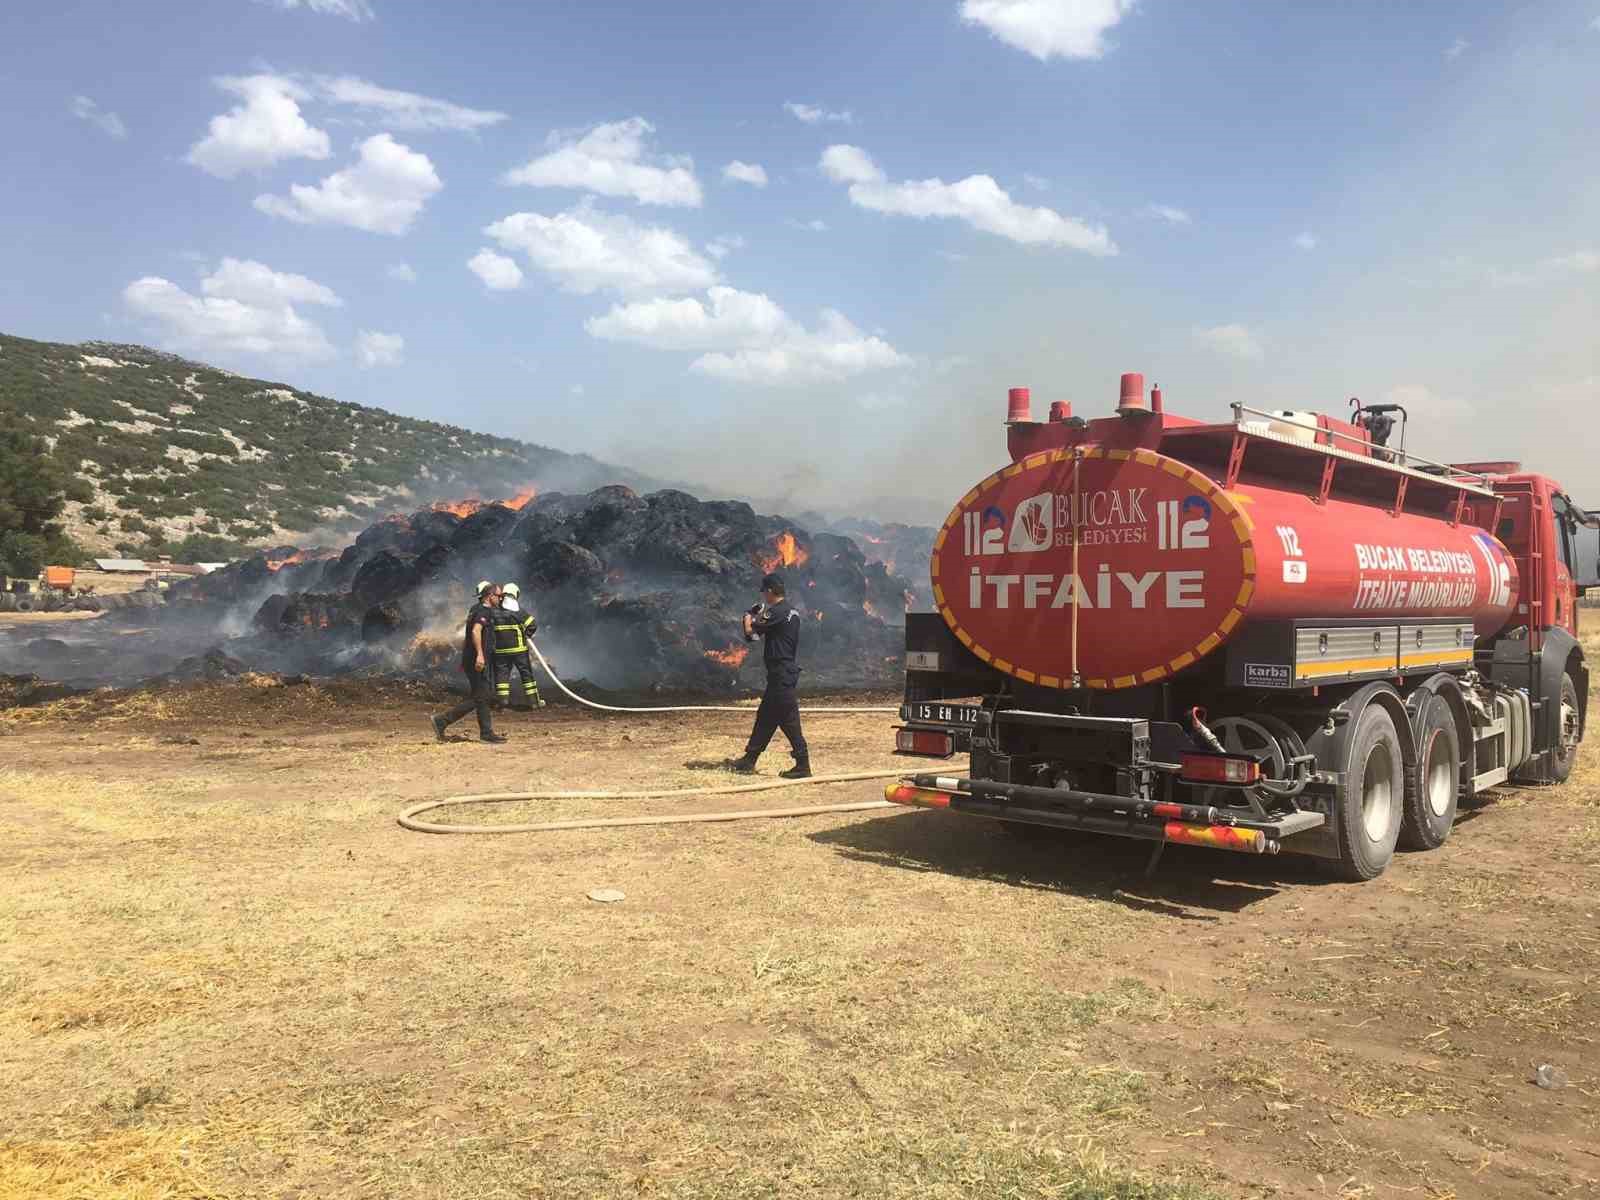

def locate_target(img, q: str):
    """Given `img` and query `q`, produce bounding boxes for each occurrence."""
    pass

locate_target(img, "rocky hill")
[0,332,658,557]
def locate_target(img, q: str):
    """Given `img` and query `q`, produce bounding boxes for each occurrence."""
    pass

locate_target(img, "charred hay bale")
[526,541,605,590]
[361,601,419,644]
[450,503,520,552]
[414,543,456,580]
[351,550,422,609]
[355,515,422,555]
[409,509,463,546]
[254,593,293,631]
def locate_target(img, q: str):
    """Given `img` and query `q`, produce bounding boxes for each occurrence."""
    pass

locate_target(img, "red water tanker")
[890,375,1595,882]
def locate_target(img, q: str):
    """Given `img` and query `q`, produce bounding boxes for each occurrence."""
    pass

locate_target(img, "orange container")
[43,566,76,589]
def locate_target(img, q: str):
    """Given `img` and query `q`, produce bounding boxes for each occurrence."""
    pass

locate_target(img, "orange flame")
[703,643,750,667]
[755,531,809,574]
[426,486,539,520]
[863,600,882,621]
[265,547,337,572]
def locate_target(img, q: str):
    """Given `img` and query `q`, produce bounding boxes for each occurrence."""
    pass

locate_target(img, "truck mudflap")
[884,774,1325,855]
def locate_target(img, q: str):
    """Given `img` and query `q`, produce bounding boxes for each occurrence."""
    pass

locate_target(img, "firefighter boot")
[779,757,812,780]
[723,754,758,775]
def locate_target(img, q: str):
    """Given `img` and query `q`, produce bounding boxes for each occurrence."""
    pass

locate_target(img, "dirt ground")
[2,646,1597,1198]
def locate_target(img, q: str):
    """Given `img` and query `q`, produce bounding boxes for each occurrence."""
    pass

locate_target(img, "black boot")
[779,759,812,780]
[481,731,508,744]
[430,715,447,742]
[724,754,758,774]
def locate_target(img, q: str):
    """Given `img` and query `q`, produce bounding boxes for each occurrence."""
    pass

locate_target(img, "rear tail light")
[1178,752,1261,785]
[896,729,954,756]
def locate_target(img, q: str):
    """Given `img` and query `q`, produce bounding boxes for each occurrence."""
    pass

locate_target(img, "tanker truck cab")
[889,377,1592,882]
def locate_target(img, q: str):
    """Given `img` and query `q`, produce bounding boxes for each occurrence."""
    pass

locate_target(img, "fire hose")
[526,641,898,715]
[396,644,904,834]
[396,774,900,834]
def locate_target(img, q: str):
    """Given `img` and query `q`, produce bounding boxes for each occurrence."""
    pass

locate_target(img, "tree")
[0,423,68,537]
[0,423,75,577]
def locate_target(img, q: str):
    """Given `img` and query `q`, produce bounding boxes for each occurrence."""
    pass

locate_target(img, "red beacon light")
[1006,387,1032,424]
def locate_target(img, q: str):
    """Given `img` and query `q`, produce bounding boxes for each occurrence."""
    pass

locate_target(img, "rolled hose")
[397,772,902,834]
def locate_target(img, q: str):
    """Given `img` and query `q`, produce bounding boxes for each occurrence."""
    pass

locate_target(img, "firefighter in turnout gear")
[498,582,544,709]
[724,572,810,778]
[429,581,507,743]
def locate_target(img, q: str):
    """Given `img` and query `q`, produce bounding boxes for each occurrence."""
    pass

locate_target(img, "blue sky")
[2,0,1596,521]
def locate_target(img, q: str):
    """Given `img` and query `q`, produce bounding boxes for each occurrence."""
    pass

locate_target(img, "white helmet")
[475,579,495,596]
[503,582,521,598]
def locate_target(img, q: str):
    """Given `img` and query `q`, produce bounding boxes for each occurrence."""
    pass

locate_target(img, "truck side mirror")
[1571,505,1600,591]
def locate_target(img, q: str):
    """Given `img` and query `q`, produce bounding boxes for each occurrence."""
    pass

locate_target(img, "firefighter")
[499,582,545,710]
[724,572,810,778]
[430,581,507,743]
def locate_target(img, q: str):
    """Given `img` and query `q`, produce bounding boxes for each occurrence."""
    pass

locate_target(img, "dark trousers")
[495,654,541,707]
[437,666,495,736]
[744,677,807,761]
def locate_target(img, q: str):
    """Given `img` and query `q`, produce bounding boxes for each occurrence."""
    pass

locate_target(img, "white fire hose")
[526,640,898,715]
[397,642,904,835]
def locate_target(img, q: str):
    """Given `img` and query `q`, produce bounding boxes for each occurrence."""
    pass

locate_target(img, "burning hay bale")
[165,484,918,691]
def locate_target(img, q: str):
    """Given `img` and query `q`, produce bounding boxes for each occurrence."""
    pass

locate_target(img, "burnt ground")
[1,647,1597,1198]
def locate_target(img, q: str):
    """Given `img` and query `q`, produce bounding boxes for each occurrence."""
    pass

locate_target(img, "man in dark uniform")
[724,572,810,778]
[498,582,545,710]
[430,580,508,743]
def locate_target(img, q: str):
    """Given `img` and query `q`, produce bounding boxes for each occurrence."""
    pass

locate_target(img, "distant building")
[94,558,150,573]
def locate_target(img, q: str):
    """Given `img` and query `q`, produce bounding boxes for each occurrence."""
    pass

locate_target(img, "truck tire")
[1329,701,1404,881]
[14,597,34,613]
[1399,695,1459,851]
[1549,672,1581,784]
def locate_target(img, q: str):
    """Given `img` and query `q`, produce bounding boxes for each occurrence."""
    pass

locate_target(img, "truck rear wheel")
[1329,701,1404,881]
[1549,671,1580,784]
[1399,695,1459,851]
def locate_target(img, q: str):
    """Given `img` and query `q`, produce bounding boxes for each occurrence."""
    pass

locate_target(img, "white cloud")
[1023,173,1050,191]
[787,218,829,232]
[311,75,506,132]
[504,117,702,207]
[1145,203,1190,225]
[254,133,442,235]
[386,262,417,282]
[585,286,789,350]
[262,0,375,18]
[959,0,1136,61]
[69,95,126,139]
[1382,383,1470,420]
[467,248,524,291]
[356,329,404,368]
[1445,37,1469,59]
[1547,249,1599,273]
[588,286,908,386]
[123,258,340,360]
[1194,323,1264,362]
[186,74,331,178]
[484,204,718,296]
[722,160,768,187]
[784,101,853,124]
[201,257,342,309]
[706,234,746,260]
[821,144,1115,254]
[1293,231,1318,250]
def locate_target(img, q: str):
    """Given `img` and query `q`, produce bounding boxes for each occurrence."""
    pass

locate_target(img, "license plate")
[905,702,980,726]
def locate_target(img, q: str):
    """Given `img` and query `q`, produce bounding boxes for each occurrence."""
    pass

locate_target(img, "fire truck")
[888,375,1596,880]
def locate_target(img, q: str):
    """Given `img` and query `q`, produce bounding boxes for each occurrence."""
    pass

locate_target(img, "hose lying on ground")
[527,641,898,715]
[397,772,901,834]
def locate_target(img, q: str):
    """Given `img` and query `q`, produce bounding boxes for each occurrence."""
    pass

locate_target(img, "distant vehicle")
[889,374,1594,881]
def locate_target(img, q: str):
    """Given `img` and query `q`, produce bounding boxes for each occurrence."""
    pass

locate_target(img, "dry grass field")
[2,637,1598,1198]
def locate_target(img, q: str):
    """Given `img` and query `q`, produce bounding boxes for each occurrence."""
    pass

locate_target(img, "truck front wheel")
[1549,671,1580,784]
[1399,695,1459,851]
[1329,702,1404,881]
